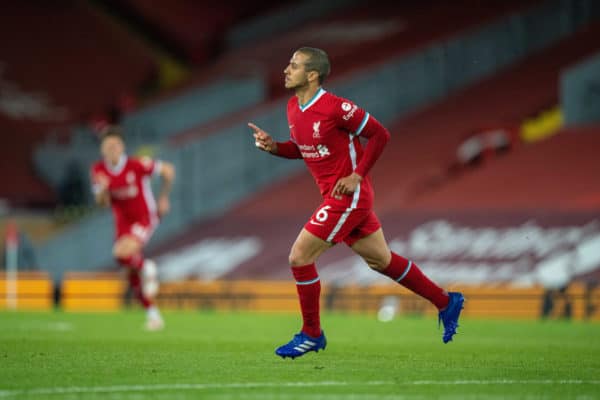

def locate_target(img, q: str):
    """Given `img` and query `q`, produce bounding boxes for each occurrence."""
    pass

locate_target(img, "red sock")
[380,252,449,310]
[127,269,152,309]
[117,254,144,270]
[291,263,321,338]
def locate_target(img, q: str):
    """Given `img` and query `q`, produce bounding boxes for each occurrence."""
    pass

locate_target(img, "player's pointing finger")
[248,122,262,133]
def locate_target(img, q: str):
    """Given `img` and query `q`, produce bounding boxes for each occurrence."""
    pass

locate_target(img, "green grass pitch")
[0,310,599,399]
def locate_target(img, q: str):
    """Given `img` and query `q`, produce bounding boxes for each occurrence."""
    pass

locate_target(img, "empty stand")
[411,126,600,211]
[374,23,600,212]
[0,1,157,206]
[101,0,290,64]
[200,0,543,103]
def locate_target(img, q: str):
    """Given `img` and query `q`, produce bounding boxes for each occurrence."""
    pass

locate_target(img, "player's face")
[101,136,125,166]
[284,52,311,90]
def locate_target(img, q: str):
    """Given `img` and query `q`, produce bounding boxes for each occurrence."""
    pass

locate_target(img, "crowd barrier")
[1,272,598,320]
[0,272,53,310]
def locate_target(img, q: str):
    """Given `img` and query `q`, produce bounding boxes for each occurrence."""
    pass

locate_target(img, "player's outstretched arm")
[157,162,175,217]
[248,122,302,159]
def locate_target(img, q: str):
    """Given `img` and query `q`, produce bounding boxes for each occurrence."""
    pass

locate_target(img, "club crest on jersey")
[126,171,136,184]
[312,121,321,138]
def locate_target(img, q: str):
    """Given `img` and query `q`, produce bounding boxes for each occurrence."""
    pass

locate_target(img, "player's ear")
[307,70,319,84]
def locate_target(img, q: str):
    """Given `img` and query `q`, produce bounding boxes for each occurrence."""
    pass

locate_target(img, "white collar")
[299,87,326,112]
[105,154,127,175]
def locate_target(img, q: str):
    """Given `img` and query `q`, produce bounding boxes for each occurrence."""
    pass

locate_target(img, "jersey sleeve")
[332,96,370,136]
[133,157,162,177]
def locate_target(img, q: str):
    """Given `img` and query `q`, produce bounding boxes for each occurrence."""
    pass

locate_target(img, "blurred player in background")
[249,47,464,359]
[91,127,175,330]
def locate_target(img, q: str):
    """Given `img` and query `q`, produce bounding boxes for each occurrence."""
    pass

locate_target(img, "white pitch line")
[412,380,600,385]
[0,380,599,398]
[0,382,389,398]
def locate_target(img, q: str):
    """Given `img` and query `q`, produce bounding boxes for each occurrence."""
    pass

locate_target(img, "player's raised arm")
[248,122,302,159]
[156,161,175,217]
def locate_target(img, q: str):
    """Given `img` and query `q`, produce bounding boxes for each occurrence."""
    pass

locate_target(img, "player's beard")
[286,75,309,92]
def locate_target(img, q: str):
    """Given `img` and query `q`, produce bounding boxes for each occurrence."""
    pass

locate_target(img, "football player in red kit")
[249,47,464,358]
[91,127,175,330]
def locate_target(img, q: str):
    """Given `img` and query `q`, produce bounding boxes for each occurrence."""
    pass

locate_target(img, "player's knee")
[364,254,391,271]
[367,260,387,271]
[113,238,139,260]
[112,247,124,260]
[288,250,312,267]
[288,252,302,267]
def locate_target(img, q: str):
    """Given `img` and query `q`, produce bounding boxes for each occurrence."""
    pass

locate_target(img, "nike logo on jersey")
[309,220,324,226]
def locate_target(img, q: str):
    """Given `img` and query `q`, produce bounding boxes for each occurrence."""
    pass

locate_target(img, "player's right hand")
[248,122,275,152]
[94,172,110,191]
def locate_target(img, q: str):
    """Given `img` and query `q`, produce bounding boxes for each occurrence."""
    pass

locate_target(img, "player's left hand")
[332,172,363,197]
[157,195,170,217]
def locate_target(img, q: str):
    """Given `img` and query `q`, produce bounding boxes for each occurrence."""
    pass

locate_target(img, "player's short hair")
[296,47,330,84]
[100,125,124,142]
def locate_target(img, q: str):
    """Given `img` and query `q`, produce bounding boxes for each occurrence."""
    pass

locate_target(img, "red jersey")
[91,155,160,231]
[287,88,373,209]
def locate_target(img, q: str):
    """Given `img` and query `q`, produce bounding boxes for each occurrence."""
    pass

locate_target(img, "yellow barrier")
[0,271,53,310]
[158,280,300,312]
[156,281,600,321]
[61,272,125,311]
[2,272,599,320]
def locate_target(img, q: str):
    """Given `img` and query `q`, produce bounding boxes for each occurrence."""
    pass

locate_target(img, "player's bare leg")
[114,235,163,331]
[276,229,330,359]
[348,228,391,271]
[351,228,464,343]
[288,228,332,267]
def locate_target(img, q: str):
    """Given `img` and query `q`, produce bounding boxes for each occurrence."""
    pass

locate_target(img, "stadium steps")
[93,0,291,65]
[213,0,542,99]
[0,1,157,207]
[373,22,600,213]
[405,125,600,212]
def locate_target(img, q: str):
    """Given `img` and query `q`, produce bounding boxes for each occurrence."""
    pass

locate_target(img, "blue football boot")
[439,292,465,343]
[275,331,327,359]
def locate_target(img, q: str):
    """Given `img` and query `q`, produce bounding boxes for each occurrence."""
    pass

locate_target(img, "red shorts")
[116,221,157,245]
[304,199,381,246]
